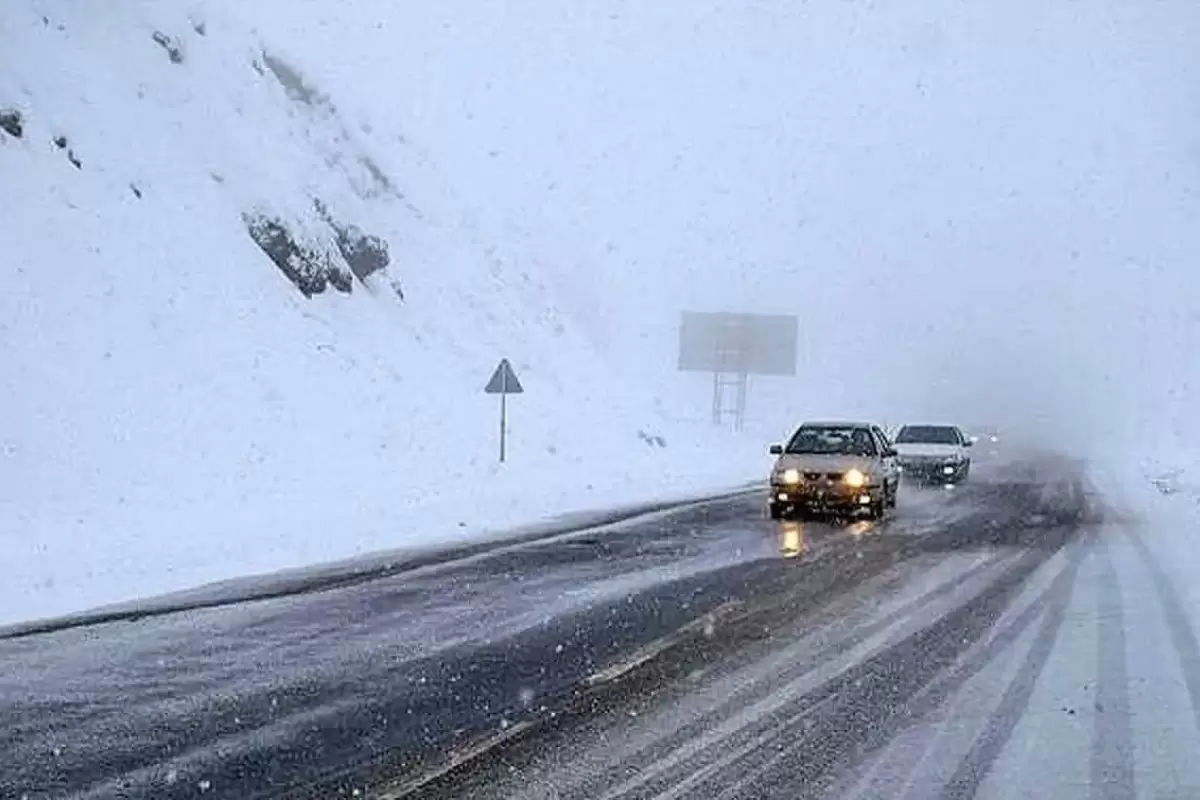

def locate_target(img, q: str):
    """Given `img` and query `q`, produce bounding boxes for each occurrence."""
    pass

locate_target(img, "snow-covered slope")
[0,2,763,625]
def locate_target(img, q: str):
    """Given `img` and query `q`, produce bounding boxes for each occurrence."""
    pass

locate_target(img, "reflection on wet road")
[0,456,1093,800]
[776,518,878,559]
[777,521,806,558]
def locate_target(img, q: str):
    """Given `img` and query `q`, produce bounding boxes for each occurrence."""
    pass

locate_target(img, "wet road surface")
[407,457,1099,800]
[0,455,1102,799]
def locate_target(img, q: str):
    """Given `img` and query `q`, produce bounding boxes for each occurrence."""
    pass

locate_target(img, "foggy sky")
[244,0,1200,453]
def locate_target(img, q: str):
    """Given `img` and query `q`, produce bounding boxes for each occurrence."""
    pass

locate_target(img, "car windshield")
[786,427,876,456]
[896,426,961,445]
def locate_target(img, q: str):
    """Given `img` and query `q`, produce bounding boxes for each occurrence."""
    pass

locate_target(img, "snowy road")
[408,459,1111,800]
[0,455,1119,800]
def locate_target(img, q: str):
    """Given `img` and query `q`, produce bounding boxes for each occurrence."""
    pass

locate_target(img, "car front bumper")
[899,459,968,483]
[769,482,882,511]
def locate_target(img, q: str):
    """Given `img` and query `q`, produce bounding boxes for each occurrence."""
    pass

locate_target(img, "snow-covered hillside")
[0,2,766,625]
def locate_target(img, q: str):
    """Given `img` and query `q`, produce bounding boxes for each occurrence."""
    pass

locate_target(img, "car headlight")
[779,468,802,485]
[844,469,867,488]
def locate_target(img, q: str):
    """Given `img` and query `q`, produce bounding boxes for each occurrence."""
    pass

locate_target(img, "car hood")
[773,454,876,473]
[895,443,962,458]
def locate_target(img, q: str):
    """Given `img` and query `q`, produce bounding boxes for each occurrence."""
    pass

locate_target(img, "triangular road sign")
[484,358,524,394]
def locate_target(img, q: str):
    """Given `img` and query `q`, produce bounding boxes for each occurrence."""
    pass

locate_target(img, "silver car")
[893,423,973,485]
[768,422,900,520]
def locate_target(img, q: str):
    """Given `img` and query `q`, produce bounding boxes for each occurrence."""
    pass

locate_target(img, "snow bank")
[1087,447,1200,515]
[0,2,768,625]
[1085,448,1200,641]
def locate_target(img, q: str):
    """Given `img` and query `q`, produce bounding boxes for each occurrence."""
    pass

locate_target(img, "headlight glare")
[844,469,867,488]
[780,468,802,485]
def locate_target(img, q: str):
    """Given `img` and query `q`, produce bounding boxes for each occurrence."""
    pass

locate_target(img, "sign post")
[484,358,524,463]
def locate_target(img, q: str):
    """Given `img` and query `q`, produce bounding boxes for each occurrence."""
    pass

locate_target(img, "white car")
[894,424,973,484]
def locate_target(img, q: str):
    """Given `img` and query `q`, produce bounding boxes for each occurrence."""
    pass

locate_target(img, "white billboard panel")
[677,311,797,376]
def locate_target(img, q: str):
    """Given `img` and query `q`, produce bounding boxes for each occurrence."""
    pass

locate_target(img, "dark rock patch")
[356,153,397,197]
[327,265,353,294]
[52,135,82,168]
[335,224,389,283]
[262,53,330,110]
[0,108,22,139]
[152,31,184,64]
[313,200,401,298]
[244,213,336,298]
[638,430,668,448]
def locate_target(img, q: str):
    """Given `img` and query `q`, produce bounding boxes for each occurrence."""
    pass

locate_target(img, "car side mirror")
[964,440,974,448]
[886,448,899,457]
[769,444,784,456]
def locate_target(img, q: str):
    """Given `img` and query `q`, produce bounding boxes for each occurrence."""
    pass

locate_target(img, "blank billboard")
[677,311,797,376]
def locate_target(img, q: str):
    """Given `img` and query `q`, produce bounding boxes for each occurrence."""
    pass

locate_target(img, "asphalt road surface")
[1,453,1102,800]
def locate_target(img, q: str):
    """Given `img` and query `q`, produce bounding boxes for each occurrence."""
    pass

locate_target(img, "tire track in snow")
[840,541,1086,800]
[794,530,1090,800]
[1119,525,1200,740]
[643,528,1086,800]
[584,552,1021,800]
[1090,535,1135,800]
[936,534,1086,800]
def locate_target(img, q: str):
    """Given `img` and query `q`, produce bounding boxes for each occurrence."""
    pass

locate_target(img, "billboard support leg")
[711,369,722,426]
[735,372,748,432]
[678,312,797,431]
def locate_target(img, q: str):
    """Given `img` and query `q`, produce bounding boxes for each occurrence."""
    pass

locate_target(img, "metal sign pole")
[499,390,507,463]
[484,358,523,464]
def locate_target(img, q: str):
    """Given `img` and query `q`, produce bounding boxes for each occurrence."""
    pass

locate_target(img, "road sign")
[484,359,523,462]
[485,358,524,395]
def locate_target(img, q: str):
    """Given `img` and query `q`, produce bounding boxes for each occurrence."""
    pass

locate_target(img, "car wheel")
[769,504,785,521]
[867,496,885,521]
[886,480,898,507]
